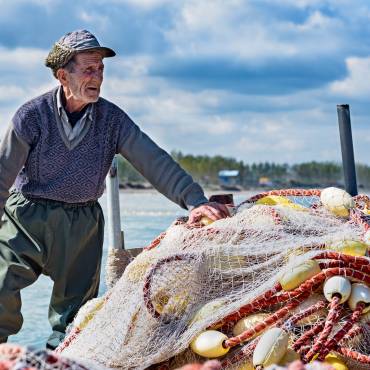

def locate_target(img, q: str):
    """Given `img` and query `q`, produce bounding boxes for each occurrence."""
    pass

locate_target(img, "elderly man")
[0,30,228,348]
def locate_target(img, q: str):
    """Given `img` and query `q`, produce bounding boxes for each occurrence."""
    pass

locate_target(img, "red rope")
[303,296,341,362]
[317,303,365,361]
[224,292,310,348]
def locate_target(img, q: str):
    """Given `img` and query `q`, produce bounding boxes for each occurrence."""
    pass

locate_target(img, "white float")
[190,330,229,358]
[348,283,370,313]
[320,187,354,217]
[252,327,289,367]
[279,260,321,291]
[323,276,352,304]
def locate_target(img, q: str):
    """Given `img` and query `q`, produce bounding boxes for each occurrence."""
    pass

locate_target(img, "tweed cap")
[45,30,116,75]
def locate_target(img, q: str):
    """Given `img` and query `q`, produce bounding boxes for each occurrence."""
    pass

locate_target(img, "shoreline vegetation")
[116,152,370,191]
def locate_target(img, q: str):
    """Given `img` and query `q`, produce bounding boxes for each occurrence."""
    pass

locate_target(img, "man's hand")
[188,202,230,225]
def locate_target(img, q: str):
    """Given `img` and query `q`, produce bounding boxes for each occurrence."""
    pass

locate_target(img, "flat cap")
[45,30,116,76]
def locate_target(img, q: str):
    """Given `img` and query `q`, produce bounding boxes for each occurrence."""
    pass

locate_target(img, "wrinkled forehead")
[74,51,104,66]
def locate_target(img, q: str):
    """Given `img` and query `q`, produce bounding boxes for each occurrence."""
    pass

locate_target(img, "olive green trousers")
[0,192,104,349]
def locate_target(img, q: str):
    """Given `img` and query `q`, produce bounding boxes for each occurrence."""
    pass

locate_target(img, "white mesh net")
[58,189,370,370]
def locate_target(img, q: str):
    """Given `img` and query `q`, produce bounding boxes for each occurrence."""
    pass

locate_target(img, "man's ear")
[56,68,67,85]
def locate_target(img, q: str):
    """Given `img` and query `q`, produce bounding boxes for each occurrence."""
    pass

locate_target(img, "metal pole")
[106,156,124,250]
[105,157,143,288]
[337,104,358,196]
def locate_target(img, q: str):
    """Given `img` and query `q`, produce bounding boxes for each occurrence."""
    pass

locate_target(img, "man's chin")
[86,94,100,103]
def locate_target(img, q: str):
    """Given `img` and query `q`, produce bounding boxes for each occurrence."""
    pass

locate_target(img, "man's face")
[64,51,104,104]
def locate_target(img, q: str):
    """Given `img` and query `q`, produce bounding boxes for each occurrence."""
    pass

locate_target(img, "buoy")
[252,327,289,367]
[74,296,106,330]
[330,240,368,256]
[323,276,351,304]
[279,348,300,365]
[320,187,354,217]
[200,216,214,226]
[153,291,189,316]
[190,300,225,329]
[232,313,269,338]
[348,283,370,313]
[256,195,305,211]
[324,353,348,370]
[190,330,229,358]
[279,260,321,291]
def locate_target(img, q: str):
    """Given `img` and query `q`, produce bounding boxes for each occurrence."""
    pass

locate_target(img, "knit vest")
[13,88,126,203]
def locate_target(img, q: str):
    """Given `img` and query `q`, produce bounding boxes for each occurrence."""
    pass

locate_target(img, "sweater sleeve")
[117,114,208,210]
[0,123,30,218]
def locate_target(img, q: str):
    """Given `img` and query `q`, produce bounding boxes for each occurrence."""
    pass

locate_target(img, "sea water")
[9,190,247,347]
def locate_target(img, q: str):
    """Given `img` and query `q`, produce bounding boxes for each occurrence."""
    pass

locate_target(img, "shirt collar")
[56,85,93,120]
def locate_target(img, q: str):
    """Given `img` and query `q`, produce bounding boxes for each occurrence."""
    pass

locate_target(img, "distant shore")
[114,187,370,195]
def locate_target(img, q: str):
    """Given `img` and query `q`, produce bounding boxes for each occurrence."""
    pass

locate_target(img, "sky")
[0,0,370,164]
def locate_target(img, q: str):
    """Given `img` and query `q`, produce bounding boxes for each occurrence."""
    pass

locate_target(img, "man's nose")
[91,70,104,80]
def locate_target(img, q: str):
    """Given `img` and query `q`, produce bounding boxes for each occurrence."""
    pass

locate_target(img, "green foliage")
[171,151,244,185]
[356,163,370,188]
[115,152,370,189]
[116,156,145,183]
[292,161,342,185]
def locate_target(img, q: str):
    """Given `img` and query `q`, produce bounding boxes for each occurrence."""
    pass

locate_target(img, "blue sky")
[0,0,370,164]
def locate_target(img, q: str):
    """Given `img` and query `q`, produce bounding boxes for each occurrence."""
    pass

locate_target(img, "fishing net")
[57,188,370,370]
[0,343,103,370]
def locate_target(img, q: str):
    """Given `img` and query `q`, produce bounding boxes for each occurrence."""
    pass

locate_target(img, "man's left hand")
[188,202,230,225]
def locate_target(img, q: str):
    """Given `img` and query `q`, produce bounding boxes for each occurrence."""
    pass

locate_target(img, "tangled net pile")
[57,188,369,370]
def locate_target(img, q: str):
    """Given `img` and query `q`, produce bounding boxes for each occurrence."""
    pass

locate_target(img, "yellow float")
[256,195,305,211]
[190,330,229,358]
[324,353,348,370]
[329,240,368,256]
[279,348,300,365]
[279,260,321,291]
[189,300,225,329]
[232,313,269,338]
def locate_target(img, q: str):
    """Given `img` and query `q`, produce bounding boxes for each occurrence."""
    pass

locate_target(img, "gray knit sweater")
[0,88,208,215]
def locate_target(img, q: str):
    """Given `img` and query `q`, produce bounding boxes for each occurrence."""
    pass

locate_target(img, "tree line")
[116,152,370,189]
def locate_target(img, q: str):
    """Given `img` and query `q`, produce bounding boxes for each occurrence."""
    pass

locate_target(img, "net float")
[279,260,321,291]
[232,313,269,338]
[200,216,214,226]
[329,240,368,256]
[323,276,352,304]
[73,296,106,330]
[256,195,305,211]
[320,187,354,217]
[278,348,300,366]
[323,353,348,370]
[252,327,289,367]
[190,330,229,358]
[348,283,370,313]
[190,300,226,329]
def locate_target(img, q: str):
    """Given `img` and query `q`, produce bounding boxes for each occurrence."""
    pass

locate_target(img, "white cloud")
[0,0,61,14]
[163,0,347,62]
[77,10,109,30]
[98,0,172,10]
[0,47,46,69]
[0,85,25,101]
[0,2,369,165]
[330,57,370,97]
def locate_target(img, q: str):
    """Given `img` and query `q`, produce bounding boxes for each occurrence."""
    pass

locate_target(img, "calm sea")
[9,190,248,347]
